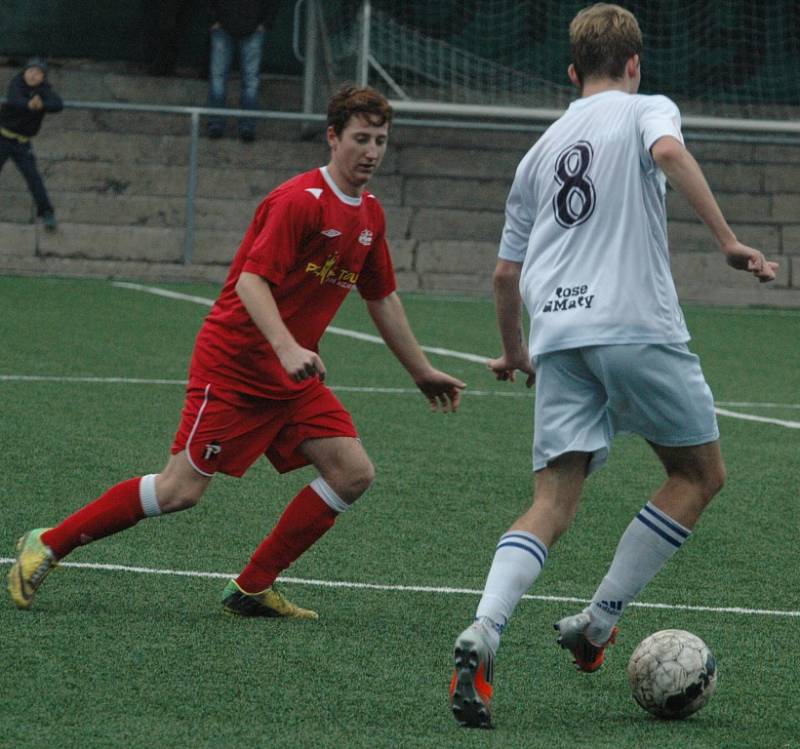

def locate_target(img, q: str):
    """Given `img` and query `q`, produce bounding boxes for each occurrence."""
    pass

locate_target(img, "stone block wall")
[0,62,798,306]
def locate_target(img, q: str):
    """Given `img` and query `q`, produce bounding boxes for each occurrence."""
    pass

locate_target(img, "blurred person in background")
[206,0,280,142]
[147,0,197,77]
[0,58,63,232]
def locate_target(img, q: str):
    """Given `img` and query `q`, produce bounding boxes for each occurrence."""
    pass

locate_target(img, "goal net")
[301,0,800,128]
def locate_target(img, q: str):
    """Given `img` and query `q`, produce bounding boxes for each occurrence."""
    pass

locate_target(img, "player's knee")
[347,459,376,499]
[155,477,205,513]
[526,492,580,546]
[701,462,726,500]
[159,492,201,513]
[546,506,578,543]
[328,458,375,503]
[169,492,202,512]
[358,459,377,494]
[679,461,725,505]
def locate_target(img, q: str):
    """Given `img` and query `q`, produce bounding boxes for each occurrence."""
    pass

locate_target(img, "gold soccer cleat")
[7,528,58,610]
[221,579,319,620]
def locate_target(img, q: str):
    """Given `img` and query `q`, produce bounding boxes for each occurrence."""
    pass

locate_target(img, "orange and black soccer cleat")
[450,622,495,728]
[554,612,618,672]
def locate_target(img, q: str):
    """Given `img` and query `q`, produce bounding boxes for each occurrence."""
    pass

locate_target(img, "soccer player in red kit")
[8,84,466,618]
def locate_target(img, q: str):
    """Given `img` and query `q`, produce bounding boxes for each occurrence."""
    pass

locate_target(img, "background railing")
[5,96,799,266]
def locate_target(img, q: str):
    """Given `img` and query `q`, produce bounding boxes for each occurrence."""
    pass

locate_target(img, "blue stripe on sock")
[642,504,690,539]
[500,532,548,560]
[496,541,545,568]
[635,513,683,548]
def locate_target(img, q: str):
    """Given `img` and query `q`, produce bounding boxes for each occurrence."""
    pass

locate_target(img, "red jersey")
[190,167,397,398]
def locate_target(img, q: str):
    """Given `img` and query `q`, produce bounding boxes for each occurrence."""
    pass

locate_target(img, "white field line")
[115,282,800,317]
[0,375,530,398]
[688,307,800,318]
[0,557,797,618]
[327,327,489,364]
[0,374,187,385]
[10,280,792,428]
[713,407,800,429]
[4,374,800,428]
[715,401,800,410]
[113,281,489,364]
[113,281,217,307]
[330,386,533,398]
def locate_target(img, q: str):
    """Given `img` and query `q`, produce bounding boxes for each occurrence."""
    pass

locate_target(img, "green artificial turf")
[1,277,798,748]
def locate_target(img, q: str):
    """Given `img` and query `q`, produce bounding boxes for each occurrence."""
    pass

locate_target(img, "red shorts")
[171,379,357,477]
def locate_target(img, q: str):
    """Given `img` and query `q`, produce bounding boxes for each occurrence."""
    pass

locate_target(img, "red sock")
[41,477,146,559]
[236,485,338,593]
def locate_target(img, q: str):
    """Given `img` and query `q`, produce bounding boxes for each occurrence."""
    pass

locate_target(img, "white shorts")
[532,343,719,475]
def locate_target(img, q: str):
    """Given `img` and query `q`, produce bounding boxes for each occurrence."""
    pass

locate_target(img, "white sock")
[475,530,548,648]
[310,477,349,513]
[139,474,162,517]
[585,502,690,644]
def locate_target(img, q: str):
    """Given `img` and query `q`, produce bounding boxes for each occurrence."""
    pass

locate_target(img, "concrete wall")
[1,62,798,306]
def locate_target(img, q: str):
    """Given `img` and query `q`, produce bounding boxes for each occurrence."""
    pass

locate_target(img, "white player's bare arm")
[235,271,326,381]
[491,259,535,387]
[365,292,466,412]
[651,136,778,282]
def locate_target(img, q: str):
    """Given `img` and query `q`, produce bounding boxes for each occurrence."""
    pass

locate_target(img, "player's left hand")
[723,242,779,283]
[489,353,535,388]
[414,370,466,413]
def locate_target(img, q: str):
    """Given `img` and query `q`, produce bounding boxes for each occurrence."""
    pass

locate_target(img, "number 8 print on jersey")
[553,141,595,229]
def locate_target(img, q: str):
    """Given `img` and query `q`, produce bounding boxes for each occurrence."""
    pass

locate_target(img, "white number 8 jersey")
[499,90,690,356]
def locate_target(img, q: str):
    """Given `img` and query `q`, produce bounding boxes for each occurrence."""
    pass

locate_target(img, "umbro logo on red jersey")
[321,228,342,238]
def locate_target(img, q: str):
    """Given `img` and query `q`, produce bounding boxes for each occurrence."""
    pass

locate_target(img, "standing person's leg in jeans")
[207,26,234,137]
[237,27,265,141]
[0,135,12,174]
[148,0,182,76]
[10,140,55,226]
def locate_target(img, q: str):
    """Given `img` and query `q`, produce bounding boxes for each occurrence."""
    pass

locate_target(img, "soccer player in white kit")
[449,3,778,729]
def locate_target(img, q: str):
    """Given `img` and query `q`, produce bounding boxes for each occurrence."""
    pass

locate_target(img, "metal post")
[357,0,371,86]
[183,110,200,264]
[302,0,318,114]
[301,0,319,137]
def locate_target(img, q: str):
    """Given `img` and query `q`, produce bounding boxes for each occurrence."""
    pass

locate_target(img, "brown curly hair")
[327,84,393,136]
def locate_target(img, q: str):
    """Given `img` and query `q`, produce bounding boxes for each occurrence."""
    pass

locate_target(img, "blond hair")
[570,3,643,83]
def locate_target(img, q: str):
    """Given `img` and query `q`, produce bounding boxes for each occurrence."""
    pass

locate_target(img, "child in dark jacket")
[0,58,63,231]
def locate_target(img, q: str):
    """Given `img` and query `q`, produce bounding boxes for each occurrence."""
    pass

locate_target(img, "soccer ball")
[627,629,717,719]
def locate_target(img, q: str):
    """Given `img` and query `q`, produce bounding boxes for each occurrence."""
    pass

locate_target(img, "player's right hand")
[278,344,327,382]
[488,354,535,388]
